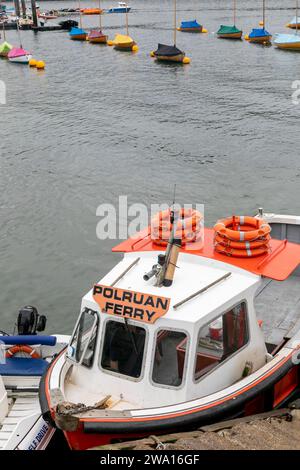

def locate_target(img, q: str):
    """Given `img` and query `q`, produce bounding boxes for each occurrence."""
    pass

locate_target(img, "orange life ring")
[214,216,271,242]
[151,208,203,246]
[214,232,271,250]
[5,345,40,359]
[214,244,269,258]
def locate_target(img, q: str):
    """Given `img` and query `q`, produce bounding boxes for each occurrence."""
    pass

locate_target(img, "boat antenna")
[99,0,102,30]
[174,0,177,45]
[263,0,265,29]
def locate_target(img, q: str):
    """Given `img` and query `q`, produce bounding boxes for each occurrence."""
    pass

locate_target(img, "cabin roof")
[84,251,260,326]
[112,227,300,282]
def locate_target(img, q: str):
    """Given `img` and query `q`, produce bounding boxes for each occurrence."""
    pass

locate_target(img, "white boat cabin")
[65,250,269,410]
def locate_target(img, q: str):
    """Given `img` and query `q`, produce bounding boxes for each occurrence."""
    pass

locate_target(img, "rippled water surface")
[0,0,300,333]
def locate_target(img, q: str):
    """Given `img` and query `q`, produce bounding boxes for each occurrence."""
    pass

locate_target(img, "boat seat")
[0,358,49,377]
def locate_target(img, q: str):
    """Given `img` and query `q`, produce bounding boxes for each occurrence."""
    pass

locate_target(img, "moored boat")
[286,15,300,29]
[151,0,190,64]
[82,8,102,15]
[108,2,131,14]
[0,24,12,57]
[87,0,108,44]
[276,1,300,50]
[8,46,31,63]
[247,0,272,44]
[217,0,242,39]
[0,306,69,450]
[69,26,87,41]
[0,41,12,57]
[178,20,206,33]
[217,25,242,39]
[111,33,135,50]
[39,207,300,450]
[153,43,186,63]
[88,30,108,43]
[274,33,300,50]
[248,27,272,44]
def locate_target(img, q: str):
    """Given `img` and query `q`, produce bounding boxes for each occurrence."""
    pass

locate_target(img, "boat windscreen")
[154,44,184,57]
[101,320,146,378]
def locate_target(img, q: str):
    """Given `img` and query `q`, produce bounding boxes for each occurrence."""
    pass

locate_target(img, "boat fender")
[183,56,191,64]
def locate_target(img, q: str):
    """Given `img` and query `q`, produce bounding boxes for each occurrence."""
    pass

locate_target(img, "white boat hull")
[8,54,32,64]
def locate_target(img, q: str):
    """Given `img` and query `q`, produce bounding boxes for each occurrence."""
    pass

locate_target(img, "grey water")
[0,0,299,334]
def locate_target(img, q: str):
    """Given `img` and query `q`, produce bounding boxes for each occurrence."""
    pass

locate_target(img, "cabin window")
[101,320,146,378]
[152,330,188,387]
[67,308,99,368]
[194,302,249,381]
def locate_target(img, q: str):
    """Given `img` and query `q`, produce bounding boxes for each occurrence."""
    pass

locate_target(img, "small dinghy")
[108,2,131,13]
[152,0,190,64]
[87,0,108,44]
[0,306,69,450]
[82,8,102,15]
[0,24,12,57]
[217,25,242,39]
[0,41,12,57]
[88,30,108,43]
[274,33,300,50]
[40,207,300,450]
[277,1,300,49]
[111,33,135,50]
[286,15,300,29]
[7,47,31,63]
[247,0,272,44]
[153,43,186,63]
[248,27,272,44]
[178,20,206,33]
[69,26,87,40]
[217,1,242,39]
[59,19,79,31]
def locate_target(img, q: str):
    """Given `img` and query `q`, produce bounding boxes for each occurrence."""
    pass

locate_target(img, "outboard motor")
[17,306,47,335]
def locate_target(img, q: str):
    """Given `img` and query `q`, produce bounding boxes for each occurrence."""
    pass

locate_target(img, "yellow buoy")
[244,34,249,40]
[259,21,264,26]
[132,44,139,52]
[29,58,37,67]
[36,60,45,70]
[150,51,155,57]
[183,56,191,64]
[107,40,114,46]
[202,28,208,33]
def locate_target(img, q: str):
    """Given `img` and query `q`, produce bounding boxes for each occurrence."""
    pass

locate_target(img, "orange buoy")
[213,215,271,258]
[6,344,40,359]
[214,244,269,258]
[214,232,270,250]
[151,208,203,246]
[214,216,271,242]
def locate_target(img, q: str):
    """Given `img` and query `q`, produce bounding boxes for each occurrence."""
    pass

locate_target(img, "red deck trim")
[112,227,300,281]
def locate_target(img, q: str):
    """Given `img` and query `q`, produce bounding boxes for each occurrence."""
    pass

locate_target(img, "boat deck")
[0,395,40,450]
[255,274,300,347]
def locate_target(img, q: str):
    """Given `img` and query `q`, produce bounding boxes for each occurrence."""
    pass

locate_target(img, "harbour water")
[0,0,300,334]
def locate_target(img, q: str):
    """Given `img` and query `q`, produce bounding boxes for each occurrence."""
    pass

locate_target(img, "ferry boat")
[0,307,69,449]
[108,2,131,14]
[40,208,300,450]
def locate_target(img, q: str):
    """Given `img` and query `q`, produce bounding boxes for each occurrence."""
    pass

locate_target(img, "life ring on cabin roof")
[151,208,203,246]
[214,216,271,242]
[214,232,271,250]
[214,244,269,258]
[5,345,40,359]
